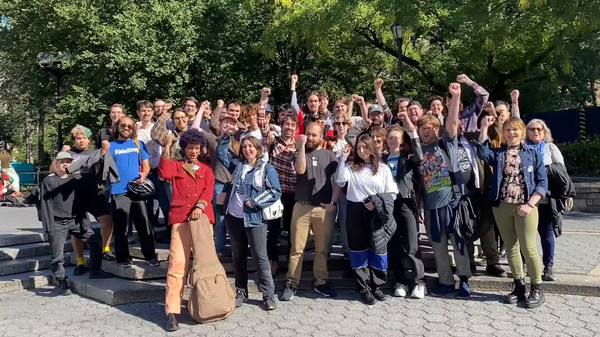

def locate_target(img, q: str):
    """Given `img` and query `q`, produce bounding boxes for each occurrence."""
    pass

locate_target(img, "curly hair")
[179,129,207,149]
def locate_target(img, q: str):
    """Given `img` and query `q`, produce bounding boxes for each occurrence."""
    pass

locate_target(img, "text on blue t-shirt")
[108,139,150,194]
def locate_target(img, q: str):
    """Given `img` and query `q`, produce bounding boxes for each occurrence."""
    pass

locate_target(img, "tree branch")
[354,26,445,92]
[487,53,502,76]
[502,44,558,80]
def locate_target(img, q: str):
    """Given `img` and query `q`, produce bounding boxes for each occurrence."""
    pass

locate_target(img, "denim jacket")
[223,159,282,227]
[217,134,239,174]
[476,140,547,203]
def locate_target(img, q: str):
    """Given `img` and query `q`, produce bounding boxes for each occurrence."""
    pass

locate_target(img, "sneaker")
[393,283,408,297]
[486,263,507,278]
[235,289,247,307]
[411,283,427,299]
[118,260,133,268]
[360,288,376,305]
[431,284,455,297]
[89,269,114,279]
[542,266,556,282]
[263,297,277,311]
[281,286,296,301]
[58,278,72,296]
[372,287,386,301]
[456,281,471,299]
[102,251,116,261]
[164,313,179,332]
[314,283,337,298]
[73,265,88,276]
[269,260,279,276]
[147,258,160,267]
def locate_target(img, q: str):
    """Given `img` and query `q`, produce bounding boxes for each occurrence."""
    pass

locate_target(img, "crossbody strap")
[133,139,143,169]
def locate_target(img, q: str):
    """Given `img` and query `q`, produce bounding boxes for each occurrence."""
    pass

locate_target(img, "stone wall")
[573,181,600,213]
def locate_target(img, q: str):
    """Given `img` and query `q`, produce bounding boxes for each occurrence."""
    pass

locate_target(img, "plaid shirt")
[269,137,297,193]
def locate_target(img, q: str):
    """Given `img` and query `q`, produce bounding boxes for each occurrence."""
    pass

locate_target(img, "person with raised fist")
[417,82,473,299]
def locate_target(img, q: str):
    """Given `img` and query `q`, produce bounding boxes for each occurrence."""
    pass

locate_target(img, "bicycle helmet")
[127,178,155,199]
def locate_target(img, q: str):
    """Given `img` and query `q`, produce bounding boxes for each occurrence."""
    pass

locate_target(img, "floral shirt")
[500,146,526,204]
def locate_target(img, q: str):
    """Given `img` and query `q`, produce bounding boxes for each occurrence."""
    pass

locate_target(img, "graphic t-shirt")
[108,139,150,195]
[456,143,472,186]
[387,155,400,177]
[419,134,459,210]
[228,164,252,218]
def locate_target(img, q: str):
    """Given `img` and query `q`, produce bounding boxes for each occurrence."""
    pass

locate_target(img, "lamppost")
[37,52,71,152]
[391,22,405,97]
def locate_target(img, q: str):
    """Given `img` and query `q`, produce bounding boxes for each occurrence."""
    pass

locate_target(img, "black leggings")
[111,193,157,263]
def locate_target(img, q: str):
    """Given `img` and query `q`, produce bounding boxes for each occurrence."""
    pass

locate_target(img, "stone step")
[0,255,64,276]
[0,241,73,262]
[0,232,46,248]
[0,269,54,294]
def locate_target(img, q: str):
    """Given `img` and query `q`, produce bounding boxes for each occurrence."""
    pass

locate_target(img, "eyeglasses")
[120,123,133,130]
[174,117,187,121]
[528,127,544,132]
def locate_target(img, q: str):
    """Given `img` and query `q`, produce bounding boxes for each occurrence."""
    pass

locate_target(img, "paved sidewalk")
[1,288,599,337]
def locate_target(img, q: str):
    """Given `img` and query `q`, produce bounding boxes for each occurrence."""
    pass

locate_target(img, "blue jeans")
[538,204,555,267]
[213,182,227,254]
[148,172,171,226]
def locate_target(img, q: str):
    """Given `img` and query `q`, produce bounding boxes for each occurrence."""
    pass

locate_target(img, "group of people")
[39,73,574,333]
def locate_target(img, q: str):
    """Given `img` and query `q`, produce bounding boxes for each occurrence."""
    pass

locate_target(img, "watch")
[331,202,338,207]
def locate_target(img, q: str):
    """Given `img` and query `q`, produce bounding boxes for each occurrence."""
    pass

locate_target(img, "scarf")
[525,140,546,158]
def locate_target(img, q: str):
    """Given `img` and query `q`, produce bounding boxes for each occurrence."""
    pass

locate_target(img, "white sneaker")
[411,283,426,299]
[394,283,408,297]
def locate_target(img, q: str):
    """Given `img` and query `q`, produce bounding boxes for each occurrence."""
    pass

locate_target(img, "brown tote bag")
[186,215,236,323]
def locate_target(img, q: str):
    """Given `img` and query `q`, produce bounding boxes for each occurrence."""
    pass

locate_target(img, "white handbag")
[263,199,284,220]
[242,161,284,220]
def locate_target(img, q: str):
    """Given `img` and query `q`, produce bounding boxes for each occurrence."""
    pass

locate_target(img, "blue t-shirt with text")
[109,139,150,194]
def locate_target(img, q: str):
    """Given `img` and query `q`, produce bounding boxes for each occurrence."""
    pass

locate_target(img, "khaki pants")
[492,201,542,284]
[165,222,198,314]
[286,203,334,287]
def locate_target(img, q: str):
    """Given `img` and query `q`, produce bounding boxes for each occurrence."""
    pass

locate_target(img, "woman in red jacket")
[158,129,215,332]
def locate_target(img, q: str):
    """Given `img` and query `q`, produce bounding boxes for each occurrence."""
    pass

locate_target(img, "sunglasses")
[528,127,544,132]
[120,123,133,130]
[334,122,348,126]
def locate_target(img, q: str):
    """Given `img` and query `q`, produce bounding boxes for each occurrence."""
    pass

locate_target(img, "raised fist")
[101,141,110,151]
[296,134,307,148]
[352,94,365,104]
[261,87,271,97]
[456,74,471,85]
[61,145,71,152]
[374,78,384,90]
[398,110,409,121]
[291,74,298,84]
[510,90,520,102]
[481,115,495,128]
[449,83,461,97]
[217,100,225,108]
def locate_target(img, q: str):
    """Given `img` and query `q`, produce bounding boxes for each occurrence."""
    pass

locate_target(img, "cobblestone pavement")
[2,288,600,337]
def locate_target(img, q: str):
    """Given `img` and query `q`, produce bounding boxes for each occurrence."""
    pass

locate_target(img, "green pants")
[492,201,543,284]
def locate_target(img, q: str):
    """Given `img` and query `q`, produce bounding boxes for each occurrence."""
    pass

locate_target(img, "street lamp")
[391,22,405,97]
[37,52,71,152]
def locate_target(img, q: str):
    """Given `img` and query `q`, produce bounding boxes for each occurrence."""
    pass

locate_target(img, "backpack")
[186,215,235,323]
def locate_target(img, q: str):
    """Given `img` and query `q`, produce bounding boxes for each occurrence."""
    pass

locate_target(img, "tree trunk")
[25,111,34,163]
[37,109,45,164]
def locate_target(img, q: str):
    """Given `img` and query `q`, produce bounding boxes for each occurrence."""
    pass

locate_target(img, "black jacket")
[545,162,576,225]
[382,135,423,199]
[367,192,397,254]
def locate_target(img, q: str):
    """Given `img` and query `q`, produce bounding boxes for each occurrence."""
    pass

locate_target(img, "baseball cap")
[56,152,73,161]
[265,104,273,113]
[408,100,422,109]
[219,113,237,123]
[368,104,384,114]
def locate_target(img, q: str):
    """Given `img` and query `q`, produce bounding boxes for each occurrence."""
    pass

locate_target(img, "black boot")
[504,278,526,304]
[525,283,545,308]
[58,278,72,296]
[360,288,376,305]
[165,313,179,332]
[89,269,114,279]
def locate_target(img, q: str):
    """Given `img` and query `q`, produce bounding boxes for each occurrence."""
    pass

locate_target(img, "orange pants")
[166,222,209,314]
